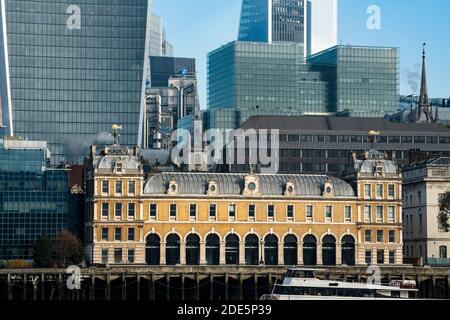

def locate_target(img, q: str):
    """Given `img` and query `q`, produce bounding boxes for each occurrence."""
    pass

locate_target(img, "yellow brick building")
[85,145,403,266]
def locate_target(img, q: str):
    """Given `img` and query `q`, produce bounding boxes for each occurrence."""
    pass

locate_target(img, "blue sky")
[153,0,450,109]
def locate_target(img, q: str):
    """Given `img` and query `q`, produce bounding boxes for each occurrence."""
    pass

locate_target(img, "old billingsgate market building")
[85,141,404,267]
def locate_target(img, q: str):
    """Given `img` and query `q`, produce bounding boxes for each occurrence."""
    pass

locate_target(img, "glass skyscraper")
[0,0,152,164]
[308,46,400,117]
[239,0,306,45]
[206,43,399,130]
[0,129,73,260]
[306,0,338,56]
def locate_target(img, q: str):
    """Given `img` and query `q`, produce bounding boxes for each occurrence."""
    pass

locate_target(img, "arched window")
[245,234,259,265]
[341,235,356,266]
[186,234,200,265]
[283,234,298,266]
[145,234,160,265]
[206,234,220,265]
[166,234,180,265]
[264,234,279,265]
[303,235,317,266]
[322,235,336,266]
[225,234,239,265]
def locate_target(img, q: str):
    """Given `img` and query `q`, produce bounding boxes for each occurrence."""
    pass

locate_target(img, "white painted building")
[402,158,450,265]
[306,0,338,56]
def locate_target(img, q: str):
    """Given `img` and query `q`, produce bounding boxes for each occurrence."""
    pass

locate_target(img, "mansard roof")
[143,172,355,197]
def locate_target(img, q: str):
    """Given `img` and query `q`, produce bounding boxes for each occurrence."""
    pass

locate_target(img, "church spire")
[415,43,434,123]
[419,43,429,107]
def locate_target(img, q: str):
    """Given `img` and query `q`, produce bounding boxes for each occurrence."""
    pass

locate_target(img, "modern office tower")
[0,0,152,163]
[308,46,400,117]
[207,41,332,129]
[206,43,399,130]
[149,56,196,88]
[226,115,450,176]
[0,129,75,260]
[149,14,173,57]
[306,0,338,56]
[403,158,450,266]
[239,0,306,45]
[144,71,200,149]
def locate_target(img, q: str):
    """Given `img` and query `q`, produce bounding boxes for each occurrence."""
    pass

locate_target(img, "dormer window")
[207,180,219,196]
[115,162,123,173]
[322,180,334,197]
[167,179,179,196]
[243,174,260,196]
[284,181,296,196]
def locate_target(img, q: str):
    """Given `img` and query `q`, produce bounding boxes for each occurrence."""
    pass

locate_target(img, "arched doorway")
[283,234,298,266]
[245,234,259,265]
[264,234,278,265]
[341,235,356,266]
[225,234,239,265]
[145,234,160,265]
[166,234,180,265]
[303,235,317,266]
[322,235,336,266]
[206,234,220,265]
[186,234,200,265]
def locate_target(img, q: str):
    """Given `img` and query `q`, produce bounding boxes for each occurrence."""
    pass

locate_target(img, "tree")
[438,191,450,232]
[53,230,84,267]
[33,236,54,268]
[447,98,450,108]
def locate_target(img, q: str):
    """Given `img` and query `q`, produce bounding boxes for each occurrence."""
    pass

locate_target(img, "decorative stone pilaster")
[200,241,207,265]
[219,241,226,265]
[180,241,186,265]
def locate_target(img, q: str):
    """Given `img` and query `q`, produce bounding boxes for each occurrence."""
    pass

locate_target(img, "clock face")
[170,184,177,192]
[288,186,294,193]
[326,186,332,193]
[210,184,216,192]
[248,182,256,191]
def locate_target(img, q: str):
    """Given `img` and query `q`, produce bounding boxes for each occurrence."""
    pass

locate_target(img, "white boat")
[260,268,419,300]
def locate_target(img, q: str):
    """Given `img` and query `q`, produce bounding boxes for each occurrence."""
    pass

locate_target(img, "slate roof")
[143,172,356,197]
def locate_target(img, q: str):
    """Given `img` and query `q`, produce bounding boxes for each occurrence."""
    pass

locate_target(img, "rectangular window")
[325,206,332,220]
[128,181,136,194]
[189,204,197,219]
[388,184,395,198]
[128,249,135,263]
[228,204,236,220]
[128,203,135,219]
[248,204,256,219]
[114,248,122,263]
[376,206,383,222]
[149,204,157,220]
[377,250,385,264]
[364,206,372,222]
[115,228,122,241]
[102,180,109,194]
[267,204,275,220]
[365,184,371,198]
[365,230,371,242]
[306,205,314,220]
[365,250,372,264]
[101,228,108,241]
[115,203,122,219]
[101,249,108,264]
[115,181,123,194]
[376,184,383,198]
[209,204,216,219]
[388,206,395,222]
[388,230,395,243]
[377,230,384,243]
[102,203,109,219]
[170,204,177,219]
[345,206,352,221]
[389,251,395,264]
[128,228,135,241]
[287,205,294,220]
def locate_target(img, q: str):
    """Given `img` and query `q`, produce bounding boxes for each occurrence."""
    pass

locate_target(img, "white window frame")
[169,203,177,221]
[267,204,275,222]
[228,203,236,222]
[189,203,197,221]
[286,204,295,221]
[209,203,217,221]
[325,205,333,222]
[344,205,352,222]
[149,203,158,221]
[128,181,136,195]
[306,204,314,221]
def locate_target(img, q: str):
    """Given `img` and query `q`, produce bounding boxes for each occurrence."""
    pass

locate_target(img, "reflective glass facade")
[306,0,338,56]
[308,46,400,117]
[0,0,151,163]
[238,0,270,42]
[0,131,72,260]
